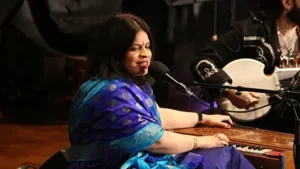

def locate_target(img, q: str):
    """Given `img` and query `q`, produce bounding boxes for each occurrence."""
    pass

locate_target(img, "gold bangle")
[193,137,199,149]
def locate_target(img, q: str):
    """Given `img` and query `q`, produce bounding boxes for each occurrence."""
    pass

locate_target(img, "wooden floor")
[0,123,69,169]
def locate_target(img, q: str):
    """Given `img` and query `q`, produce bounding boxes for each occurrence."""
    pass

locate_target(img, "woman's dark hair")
[259,0,284,19]
[87,13,154,84]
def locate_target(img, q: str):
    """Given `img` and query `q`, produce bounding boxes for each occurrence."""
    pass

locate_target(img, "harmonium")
[174,125,295,169]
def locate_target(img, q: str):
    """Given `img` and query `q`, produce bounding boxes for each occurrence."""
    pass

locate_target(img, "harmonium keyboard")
[174,125,295,169]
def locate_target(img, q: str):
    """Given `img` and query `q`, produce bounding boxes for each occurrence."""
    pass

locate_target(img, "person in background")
[66,13,255,169]
[190,0,300,133]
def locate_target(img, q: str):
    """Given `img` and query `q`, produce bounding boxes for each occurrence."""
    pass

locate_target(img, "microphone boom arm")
[187,81,300,98]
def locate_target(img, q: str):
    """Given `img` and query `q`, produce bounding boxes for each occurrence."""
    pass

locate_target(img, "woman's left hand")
[202,114,233,128]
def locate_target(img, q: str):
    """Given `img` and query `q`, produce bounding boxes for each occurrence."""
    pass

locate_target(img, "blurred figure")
[190,0,299,133]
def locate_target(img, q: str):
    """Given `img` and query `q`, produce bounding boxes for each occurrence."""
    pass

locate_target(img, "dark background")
[0,0,262,124]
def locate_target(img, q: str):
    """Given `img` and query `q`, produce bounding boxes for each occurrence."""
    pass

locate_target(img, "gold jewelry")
[193,137,199,149]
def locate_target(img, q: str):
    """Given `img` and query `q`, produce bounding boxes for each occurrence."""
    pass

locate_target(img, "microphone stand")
[187,81,300,97]
[186,81,300,169]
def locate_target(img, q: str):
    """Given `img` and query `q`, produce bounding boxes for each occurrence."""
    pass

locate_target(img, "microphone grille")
[149,61,170,80]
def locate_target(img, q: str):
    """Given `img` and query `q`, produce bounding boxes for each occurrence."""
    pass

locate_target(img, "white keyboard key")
[232,144,273,155]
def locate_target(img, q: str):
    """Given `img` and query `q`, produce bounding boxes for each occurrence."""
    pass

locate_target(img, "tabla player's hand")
[226,90,260,109]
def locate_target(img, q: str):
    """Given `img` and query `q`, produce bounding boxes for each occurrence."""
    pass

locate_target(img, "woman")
[66,13,255,169]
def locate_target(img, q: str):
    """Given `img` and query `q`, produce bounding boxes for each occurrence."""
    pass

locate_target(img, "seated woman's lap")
[66,147,254,169]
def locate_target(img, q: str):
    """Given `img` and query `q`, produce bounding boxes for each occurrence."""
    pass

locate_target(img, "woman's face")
[124,31,152,76]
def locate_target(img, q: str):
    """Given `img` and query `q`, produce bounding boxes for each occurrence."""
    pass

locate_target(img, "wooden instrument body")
[174,126,295,169]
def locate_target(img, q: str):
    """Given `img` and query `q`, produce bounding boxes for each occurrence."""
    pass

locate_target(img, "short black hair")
[259,0,284,19]
[87,13,154,84]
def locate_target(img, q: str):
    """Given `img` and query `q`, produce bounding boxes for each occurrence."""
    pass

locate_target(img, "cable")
[190,93,281,113]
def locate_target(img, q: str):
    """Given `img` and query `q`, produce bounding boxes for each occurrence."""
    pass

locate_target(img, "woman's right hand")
[197,133,229,149]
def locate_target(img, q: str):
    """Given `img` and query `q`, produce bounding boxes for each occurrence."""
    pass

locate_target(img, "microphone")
[149,61,197,98]
[289,70,300,90]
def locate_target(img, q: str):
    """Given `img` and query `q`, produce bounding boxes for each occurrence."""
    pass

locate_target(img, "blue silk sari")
[66,78,255,169]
